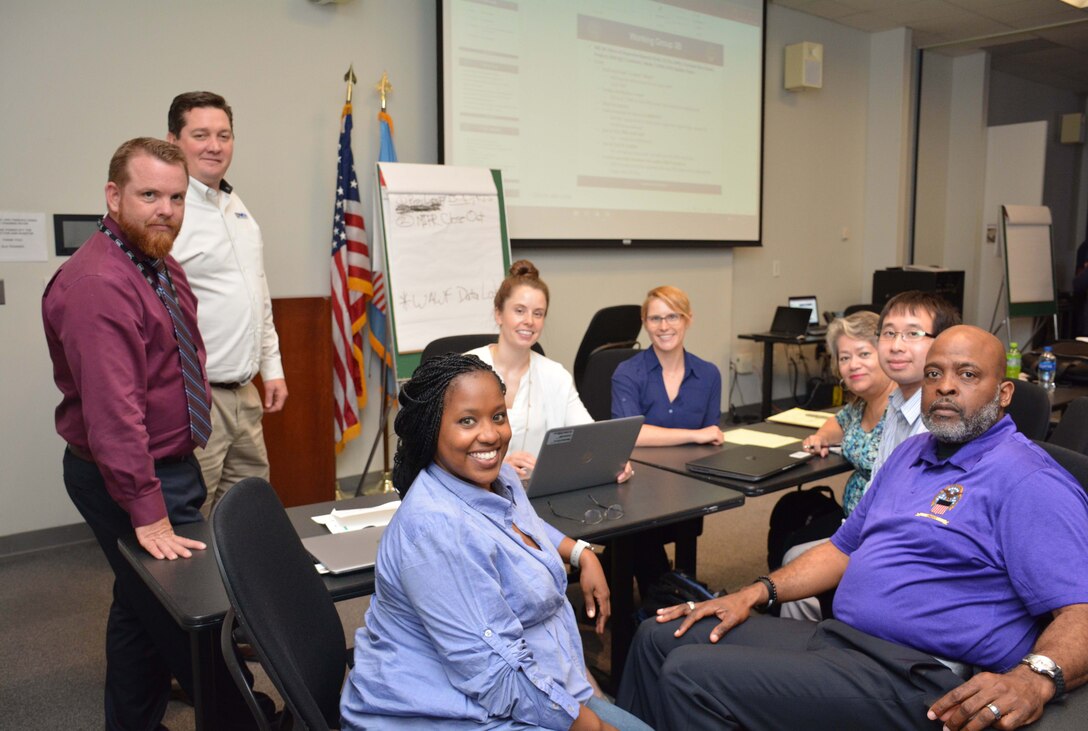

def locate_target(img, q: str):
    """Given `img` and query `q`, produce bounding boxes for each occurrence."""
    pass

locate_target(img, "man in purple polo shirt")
[43,138,259,730]
[618,325,1088,730]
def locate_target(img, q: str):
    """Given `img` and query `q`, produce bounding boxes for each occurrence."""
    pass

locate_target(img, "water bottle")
[1037,346,1057,392]
[1005,342,1021,380]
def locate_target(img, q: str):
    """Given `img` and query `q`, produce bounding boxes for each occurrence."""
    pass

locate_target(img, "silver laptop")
[524,416,644,498]
[301,526,384,575]
[686,444,812,482]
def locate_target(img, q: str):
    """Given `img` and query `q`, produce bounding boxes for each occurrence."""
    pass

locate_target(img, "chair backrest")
[843,303,879,316]
[211,478,347,730]
[581,346,641,421]
[572,305,643,392]
[1049,397,1088,454]
[1005,380,1052,441]
[1035,440,1088,492]
[420,334,543,366]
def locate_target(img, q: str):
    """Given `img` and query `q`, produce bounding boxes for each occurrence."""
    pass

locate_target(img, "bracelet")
[570,540,592,569]
[754,575,777,609]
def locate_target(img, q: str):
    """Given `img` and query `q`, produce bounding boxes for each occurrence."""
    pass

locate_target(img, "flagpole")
[344,64,357,103]
[376,69,396,496]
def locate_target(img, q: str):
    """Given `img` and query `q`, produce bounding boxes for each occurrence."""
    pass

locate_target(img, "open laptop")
[686,445,812,482]
[788,295,828,336]
[751,306,812,341]
[524,416,644,498]
[301,526,384,575]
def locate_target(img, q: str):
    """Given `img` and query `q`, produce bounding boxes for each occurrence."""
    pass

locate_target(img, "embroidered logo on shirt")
[915,484,963,525]
[234,212,248,219]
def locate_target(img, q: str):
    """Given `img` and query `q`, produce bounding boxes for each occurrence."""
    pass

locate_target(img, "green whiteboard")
[375,164,511,379]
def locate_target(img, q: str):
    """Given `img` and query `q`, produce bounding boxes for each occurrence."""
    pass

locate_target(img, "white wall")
[731,6,875,403]
[1,1,921,538]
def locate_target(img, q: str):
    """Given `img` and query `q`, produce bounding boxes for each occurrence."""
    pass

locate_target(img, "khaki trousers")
[198,381,270,518]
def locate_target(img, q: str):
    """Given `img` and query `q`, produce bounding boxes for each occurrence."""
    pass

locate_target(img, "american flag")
[367,109,397,399]
[330,102,370,451]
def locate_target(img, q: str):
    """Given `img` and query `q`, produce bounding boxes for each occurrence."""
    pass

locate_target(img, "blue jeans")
[588,695,656,731]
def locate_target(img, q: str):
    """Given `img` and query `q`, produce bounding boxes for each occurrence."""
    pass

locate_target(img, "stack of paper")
[722,428,800,449]
[311,500,401,534]
[766,408,834,429]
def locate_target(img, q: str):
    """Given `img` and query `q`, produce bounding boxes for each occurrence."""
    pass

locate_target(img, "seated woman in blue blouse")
[612,286,724,446]
[609,286,723,592]
[340,354,652,731]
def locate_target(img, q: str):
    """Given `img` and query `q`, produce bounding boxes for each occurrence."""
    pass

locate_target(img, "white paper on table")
[722,428,800,449]
[311,500,401,534]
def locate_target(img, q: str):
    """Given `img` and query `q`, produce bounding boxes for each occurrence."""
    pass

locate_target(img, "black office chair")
[420,333,543,365]
[843,303,879,316]
[1006,380,1052,441]
[572,305,642,393]
[1048,397,1088,454]
[580,346,640,421]
[211,478,348,731]
[1030,440,1088,731]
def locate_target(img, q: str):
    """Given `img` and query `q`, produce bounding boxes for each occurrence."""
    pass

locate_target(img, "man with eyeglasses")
[871,290,961,478]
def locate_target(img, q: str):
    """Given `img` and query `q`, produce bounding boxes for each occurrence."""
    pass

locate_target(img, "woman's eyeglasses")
[646,313,683,326]
[547,494,624,525]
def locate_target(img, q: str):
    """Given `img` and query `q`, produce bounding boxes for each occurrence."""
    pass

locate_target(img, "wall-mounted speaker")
[785,42,823,92]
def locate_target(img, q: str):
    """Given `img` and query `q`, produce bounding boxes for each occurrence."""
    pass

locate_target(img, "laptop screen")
[788,296,819,325]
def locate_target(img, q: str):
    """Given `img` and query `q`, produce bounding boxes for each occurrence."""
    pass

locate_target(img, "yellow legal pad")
[722,428,801,449]
[765,408,834,430]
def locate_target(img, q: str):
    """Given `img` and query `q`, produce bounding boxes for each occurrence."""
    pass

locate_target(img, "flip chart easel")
[1000,204,1057,340]
[375,162,511,379]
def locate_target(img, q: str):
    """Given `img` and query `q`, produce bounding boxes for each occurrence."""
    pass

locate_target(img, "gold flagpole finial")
[375,72,392,111]
[344,64,358,104]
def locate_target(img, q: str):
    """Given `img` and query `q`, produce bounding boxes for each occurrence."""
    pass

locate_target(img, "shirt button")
[668,408,673,413]
[551,703,560,710]
[483,629,493,638]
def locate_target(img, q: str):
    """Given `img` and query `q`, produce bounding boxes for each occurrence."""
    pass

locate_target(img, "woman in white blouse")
[468,260,631,482]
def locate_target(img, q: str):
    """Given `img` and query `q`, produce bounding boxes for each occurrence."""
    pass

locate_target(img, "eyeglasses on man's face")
[547,494,624,525]
[878,329,934,342]
[646,313,683,326]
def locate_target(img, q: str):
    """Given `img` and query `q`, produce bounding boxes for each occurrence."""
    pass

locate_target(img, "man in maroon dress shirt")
[43,138,259,730]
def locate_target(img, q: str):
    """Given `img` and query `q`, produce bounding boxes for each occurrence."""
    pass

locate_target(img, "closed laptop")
[686,444,811,482]
[301,526,384,575]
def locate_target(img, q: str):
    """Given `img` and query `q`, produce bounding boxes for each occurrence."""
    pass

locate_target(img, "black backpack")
[635,570,719,623]
[767,485,842,571]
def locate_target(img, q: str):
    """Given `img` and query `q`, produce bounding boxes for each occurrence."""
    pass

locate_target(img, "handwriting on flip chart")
[383,191,506,351]
[392,195,490,229]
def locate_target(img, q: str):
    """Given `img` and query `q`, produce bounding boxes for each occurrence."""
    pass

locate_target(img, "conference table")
[119,465,744,728]
[632,420,852,498]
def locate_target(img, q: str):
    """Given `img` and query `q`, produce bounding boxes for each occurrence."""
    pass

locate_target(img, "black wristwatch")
[1020,654,1066,702]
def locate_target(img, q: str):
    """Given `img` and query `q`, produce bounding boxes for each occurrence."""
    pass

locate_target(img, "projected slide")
[443,0,764,244]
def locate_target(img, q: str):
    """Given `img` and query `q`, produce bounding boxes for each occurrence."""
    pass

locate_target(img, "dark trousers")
[617,614,963,731]
[64,450,255,731]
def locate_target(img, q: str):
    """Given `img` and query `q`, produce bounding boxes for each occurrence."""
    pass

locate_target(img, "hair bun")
[508,259,539,279]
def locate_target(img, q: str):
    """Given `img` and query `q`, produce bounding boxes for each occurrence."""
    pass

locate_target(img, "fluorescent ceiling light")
[1060,0,1088,9]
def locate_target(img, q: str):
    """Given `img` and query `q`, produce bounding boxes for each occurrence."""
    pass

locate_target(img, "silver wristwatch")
[1020,654,1066,701]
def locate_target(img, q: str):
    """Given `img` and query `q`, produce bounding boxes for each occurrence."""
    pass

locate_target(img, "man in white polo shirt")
[168,91,287,516]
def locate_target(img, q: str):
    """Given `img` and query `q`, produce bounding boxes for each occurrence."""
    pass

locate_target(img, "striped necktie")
[152,258,213,448]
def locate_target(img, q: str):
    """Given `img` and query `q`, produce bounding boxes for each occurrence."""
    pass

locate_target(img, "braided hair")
[392,352,506,497]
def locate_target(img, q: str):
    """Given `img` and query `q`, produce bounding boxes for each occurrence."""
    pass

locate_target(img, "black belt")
[67,443,191,466]
[211,381,245,390]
